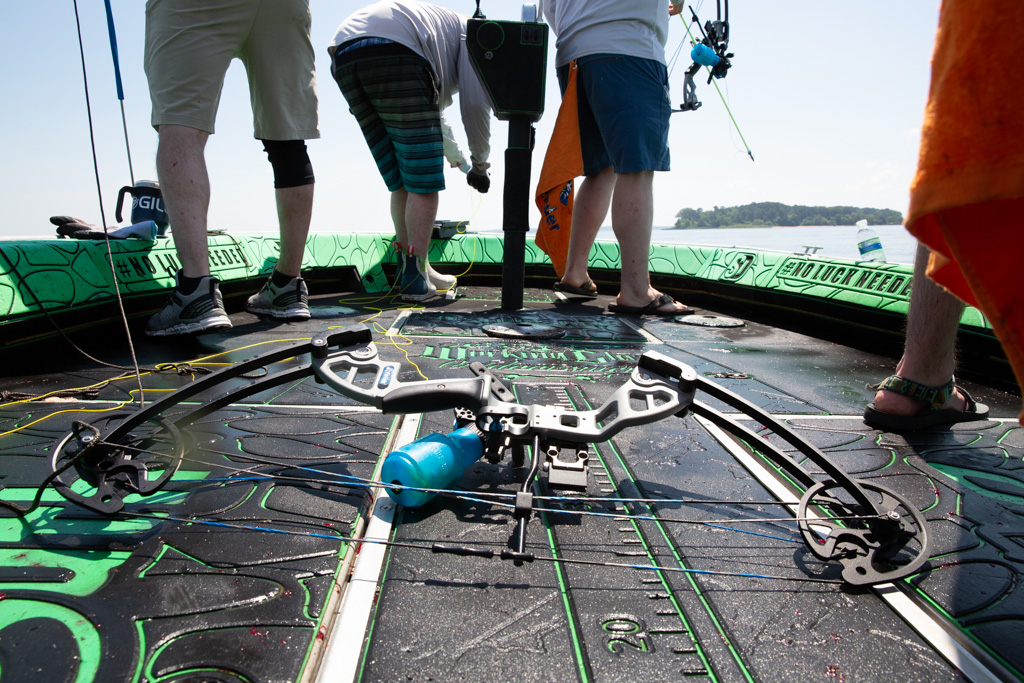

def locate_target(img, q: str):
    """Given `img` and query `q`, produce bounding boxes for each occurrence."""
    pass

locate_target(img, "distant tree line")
[673,202,904,229]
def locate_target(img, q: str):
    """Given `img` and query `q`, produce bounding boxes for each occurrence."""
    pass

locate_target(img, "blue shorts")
[557,54,671,176]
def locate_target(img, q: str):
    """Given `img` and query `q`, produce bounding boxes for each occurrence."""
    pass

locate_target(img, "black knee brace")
[261,139,315,188]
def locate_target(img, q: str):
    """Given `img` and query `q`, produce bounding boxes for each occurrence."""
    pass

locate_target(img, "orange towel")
[535,62,582,278]
[906,0,1024,420]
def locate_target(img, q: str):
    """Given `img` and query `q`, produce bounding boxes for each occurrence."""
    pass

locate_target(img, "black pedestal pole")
[501,117,535,311]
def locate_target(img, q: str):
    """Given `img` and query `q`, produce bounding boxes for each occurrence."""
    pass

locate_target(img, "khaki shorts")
[145,0,319,139]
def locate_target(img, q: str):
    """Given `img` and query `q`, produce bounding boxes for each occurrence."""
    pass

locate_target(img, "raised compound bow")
[675,1,755,161]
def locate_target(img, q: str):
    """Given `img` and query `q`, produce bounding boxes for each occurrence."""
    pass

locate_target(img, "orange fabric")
[906,0,1024,228]
[535,62,582,278]
[906,0,1024,421]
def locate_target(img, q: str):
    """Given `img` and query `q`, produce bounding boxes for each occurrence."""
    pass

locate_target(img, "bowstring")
[63,436,882,550]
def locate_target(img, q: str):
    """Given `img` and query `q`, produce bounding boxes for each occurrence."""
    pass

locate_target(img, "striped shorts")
[331,43,445,193]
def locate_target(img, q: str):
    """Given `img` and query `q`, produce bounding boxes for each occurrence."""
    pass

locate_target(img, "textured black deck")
[0,286,1020,682]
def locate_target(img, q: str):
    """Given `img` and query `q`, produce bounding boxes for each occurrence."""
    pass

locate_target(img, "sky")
[0,1,942,238]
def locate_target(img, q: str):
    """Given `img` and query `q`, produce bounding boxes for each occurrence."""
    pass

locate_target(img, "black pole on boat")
[464,13,548,310]
[501,118,535,310]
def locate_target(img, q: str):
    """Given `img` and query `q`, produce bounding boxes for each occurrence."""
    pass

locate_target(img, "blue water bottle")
[379,427,485,508]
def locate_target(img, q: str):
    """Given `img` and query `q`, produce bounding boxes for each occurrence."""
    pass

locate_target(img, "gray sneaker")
[245,274,310,320]
[145,273,232,337]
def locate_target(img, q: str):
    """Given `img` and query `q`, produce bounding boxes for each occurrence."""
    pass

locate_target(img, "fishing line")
[450,222,479,279]
[533,505,820,541]
[534,493,800,506]
[71,0,146,408]
[335,264,420,308]
[0,248,149,376]
[369,320,428,380]
[667,36,688,76]
[717,80,752,161]
[667,1,696,77]
[144,442,519,511]
[0,336,312,433]
[71,0,110,247]
[118,509,842,583]
[90,438,876,542]
[0,395,143,440]
[0,442,95,516]
[0,364,210,422]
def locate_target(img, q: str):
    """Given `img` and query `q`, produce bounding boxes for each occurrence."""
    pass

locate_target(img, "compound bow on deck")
[50,324,928,586]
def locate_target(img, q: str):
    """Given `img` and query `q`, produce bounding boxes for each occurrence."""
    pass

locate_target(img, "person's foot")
[612,289,688,314]
[145,272,232,337]
[864,374,988,431]
[397,252,453,292]
[553,278,598,298]
[871,381,968,417]
[245,273,310,321]
[397,253,437,302]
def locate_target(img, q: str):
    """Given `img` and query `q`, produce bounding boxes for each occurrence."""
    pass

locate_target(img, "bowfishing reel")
[679,1,734,112]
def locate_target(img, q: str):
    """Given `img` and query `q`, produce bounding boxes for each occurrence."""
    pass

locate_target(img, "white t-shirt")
[329,0,492,170]
[543,0,669,67]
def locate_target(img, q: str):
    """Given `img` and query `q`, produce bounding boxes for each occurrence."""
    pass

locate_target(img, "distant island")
[672,202,903,229]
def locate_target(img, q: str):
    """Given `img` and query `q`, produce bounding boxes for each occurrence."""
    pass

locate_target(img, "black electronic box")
[466,18,548,122]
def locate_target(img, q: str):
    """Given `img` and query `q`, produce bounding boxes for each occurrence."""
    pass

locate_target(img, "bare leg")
[404,191,439,258]
[156,125,212,277]
[274,184,313,278]
[390,189,410,247]
[610,171,686,313]
[561,167,615,287]
[872,241,967,414]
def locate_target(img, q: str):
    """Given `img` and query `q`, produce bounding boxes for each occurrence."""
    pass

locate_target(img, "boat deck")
[0,284,1021,682]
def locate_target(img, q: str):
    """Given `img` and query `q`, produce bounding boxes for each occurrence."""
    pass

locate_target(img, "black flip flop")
[607,293,689,316]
